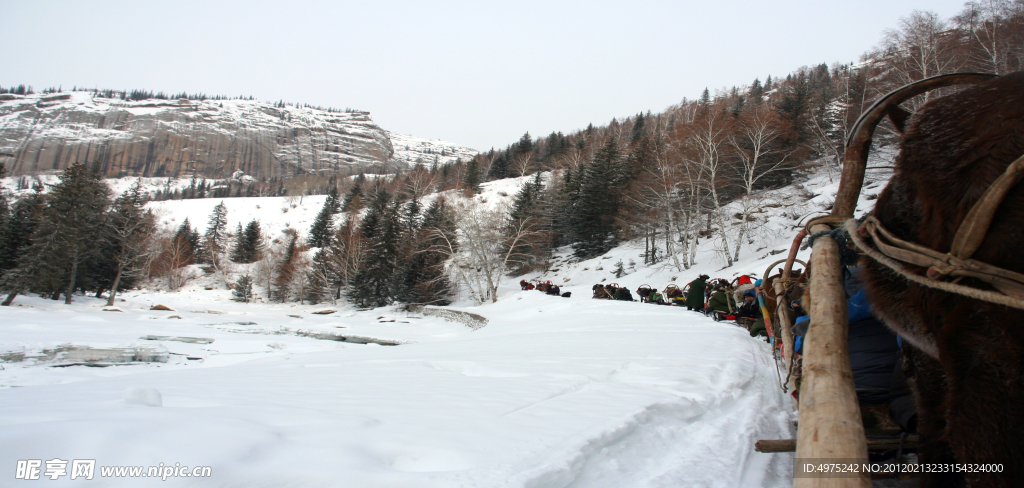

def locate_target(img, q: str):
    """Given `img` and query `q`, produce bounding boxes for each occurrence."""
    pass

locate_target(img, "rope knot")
[807,227,860,267]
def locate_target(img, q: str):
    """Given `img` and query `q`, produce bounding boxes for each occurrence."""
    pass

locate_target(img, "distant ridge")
[0,90,468,180]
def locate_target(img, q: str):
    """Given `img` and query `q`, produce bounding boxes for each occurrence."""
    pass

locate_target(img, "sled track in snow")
[519,340,794,488]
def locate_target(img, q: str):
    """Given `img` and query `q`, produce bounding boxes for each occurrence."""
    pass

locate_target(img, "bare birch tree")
[437,200,538,304]
[512,152,534,177]
[727,106,790,261]
[879,10,966,105]
[954,0,1024,74]
[682,108,734,266]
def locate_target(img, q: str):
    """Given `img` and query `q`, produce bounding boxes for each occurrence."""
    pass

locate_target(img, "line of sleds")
[519,280,571,297]
[699,276,766,330]
[588,275,770,336]
[590,282,686,305]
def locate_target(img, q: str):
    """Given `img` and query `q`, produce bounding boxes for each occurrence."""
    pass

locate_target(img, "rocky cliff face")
[0,92,395,179]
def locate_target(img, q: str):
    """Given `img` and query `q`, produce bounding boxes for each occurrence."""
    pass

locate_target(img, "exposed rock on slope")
[0,92,395,179]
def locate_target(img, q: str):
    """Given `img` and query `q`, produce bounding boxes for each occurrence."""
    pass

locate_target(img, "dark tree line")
[304,182,458,308]
[0,160,460,308]
[0,163,155,305]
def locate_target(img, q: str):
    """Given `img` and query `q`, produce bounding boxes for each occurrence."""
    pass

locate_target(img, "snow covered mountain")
[388,132,479,169]
[0,91,396,179]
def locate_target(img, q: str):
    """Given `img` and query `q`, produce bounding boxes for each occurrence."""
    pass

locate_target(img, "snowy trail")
[0,291,794,487]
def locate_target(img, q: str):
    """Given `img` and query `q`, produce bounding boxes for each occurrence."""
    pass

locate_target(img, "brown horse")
[862,72,1024,487]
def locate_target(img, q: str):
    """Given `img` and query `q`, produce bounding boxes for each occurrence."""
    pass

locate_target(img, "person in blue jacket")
[793,265,903,408]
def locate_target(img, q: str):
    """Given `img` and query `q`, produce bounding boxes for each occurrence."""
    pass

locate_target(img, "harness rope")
[846,218,1024,310]
[797,152,1024,310]
[846,152,1024,310]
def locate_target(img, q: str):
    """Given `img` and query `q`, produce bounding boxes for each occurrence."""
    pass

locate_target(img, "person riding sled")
[736,290,767,336]
[648,289,665,304]
[707,285,736,315]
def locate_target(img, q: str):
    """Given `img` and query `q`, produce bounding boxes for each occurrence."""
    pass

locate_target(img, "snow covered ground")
[0,289,794,487]
[388,132,479,168]
[0,160,894,487]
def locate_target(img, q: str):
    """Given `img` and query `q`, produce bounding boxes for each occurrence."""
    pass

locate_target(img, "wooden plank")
[756,436,919,453]
[794,225,870,488]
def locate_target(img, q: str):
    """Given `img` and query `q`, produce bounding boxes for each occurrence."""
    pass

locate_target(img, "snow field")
[0,290,794,487]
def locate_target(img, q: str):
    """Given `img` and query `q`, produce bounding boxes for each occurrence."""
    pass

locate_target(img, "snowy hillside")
[516,167,891,298]
[388,132,479,169]
[0,172,258,202]
[0,162,893,487]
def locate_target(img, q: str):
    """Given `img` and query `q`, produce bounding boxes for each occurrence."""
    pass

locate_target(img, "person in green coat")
[685,275,709,311]
[707,286,735,314]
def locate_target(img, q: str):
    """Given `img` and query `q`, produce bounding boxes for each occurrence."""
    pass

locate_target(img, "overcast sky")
[2,0,971,151]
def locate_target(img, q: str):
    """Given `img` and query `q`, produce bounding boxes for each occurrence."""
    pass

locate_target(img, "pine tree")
[571,139,627,258]
[233,275,253,302]
[630,113,646,143]
[402,198,456,305]
[348,190,401,308]
[230,223,243,260]
[99,180,156,305]
[307,215,362,303]
[626,133,655,177]
[203,201,228,266]
[504,173,547,274]
[0,186,44,304]
[308,186,341,248]
[401,194,422,232]
[305,248,333,304]
[542,169,578,249]
[613,260,626,278]
[1,163,111,304]
[173,218,200,265]
[230,220,264,263]
[273,230,299,302]
[516,132,533,155]
[0,163,21,296]
[340,182,363,212]
[488,152,509,180]
[777,72,812,151]
[0,188,43,287]
[750,78,764,104]
[698,88,712,117]
[462,159,482,194]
